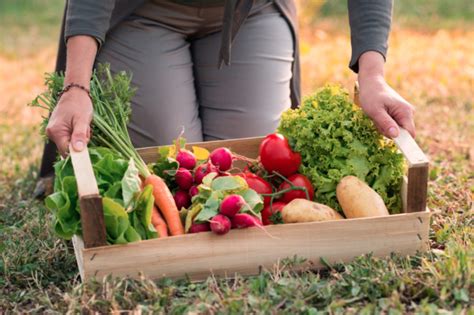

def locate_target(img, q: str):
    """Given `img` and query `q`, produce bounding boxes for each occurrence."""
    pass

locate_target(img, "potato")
[336,176,389,218]
[282,199,343,223]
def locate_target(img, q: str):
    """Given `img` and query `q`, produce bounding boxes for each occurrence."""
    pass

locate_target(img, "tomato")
[278,174,314,203]
[261,202,286,225]
[259,133,301,177]
[238,173,273,206]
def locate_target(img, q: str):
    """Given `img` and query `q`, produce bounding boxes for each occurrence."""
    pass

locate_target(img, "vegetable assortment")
[34,65,405,245]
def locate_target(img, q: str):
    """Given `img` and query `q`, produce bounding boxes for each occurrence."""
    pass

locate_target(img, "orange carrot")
[144,175,184,235]
[151,206,169,238]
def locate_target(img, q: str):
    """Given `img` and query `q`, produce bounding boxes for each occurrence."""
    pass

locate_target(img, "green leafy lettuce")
[45,147,157,243]
[278,85,404,213]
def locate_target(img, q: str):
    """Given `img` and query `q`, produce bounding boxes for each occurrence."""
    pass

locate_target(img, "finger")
[370,109,400,138]
[56,136,71,158]
[71,119,91,152]
[394,103,416,138]
[46,126,70,157]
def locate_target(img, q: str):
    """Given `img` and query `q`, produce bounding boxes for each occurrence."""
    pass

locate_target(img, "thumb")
[71,119,90,152]
[371,110,400,138]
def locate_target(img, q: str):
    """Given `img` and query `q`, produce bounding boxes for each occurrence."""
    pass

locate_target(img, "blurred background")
[0,0,473,189]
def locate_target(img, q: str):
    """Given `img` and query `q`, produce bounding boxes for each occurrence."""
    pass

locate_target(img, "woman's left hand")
[357,51,416,139]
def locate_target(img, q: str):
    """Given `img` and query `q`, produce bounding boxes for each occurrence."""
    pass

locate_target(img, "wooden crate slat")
[81,211,430,281]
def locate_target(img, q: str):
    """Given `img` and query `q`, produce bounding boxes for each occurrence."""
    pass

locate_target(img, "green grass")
[0,0,63,57]
[1,167,472,312]
[320,0,474,20]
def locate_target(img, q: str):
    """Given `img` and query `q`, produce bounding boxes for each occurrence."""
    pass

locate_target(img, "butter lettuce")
[278,85,404,213]
[45,147,155,243]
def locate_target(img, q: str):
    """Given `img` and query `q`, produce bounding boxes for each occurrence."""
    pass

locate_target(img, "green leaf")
[104,182,122,200]
[194,193,220,222]
[211,176,247,192]
[202,172,218,187]
[185,203,203,232]
[151,156,179,187]
[45,192,80,239]
[103,197,128,218]
[121,158,141,207]
[239,189,264,214]
[125,225,142,243]
[131,185,157,240]
[94,153,128,184]
[102,197,138,244]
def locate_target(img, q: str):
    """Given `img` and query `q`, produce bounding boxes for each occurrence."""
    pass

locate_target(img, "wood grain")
[69,145,99,197]
[72,236,85,281]
[69,146,107,248]
[406,166,429,213]
[80,195,107,248]
[81,210,431,281]
[393,129,429,168]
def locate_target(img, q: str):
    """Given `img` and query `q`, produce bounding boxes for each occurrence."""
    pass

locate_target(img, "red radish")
[210,214,231,235]
[194,162,217,184]
[261,202,286,225]
[189,222,211,233]
[176,149,196,170]
[189,185,199,197]
[173,190,191,210]
[175,168,193,190]
[210,147,233,172]
[231,213,263,229]
[220,194,245,217]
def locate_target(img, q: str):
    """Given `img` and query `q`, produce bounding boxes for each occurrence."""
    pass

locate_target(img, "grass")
[1,0,473,313]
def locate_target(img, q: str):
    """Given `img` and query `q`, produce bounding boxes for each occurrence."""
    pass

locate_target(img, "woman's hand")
[46,89,93,157]
[45,35,98,156]
[357,51,416,139]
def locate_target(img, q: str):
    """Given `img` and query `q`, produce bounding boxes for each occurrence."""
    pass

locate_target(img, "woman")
[37,0,415,194]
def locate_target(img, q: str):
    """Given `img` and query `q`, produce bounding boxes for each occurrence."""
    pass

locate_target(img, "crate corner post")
[69,146,107,270]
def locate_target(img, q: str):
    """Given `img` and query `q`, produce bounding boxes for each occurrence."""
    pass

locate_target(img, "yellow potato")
[282,199,343,223]
[336,176,389,218]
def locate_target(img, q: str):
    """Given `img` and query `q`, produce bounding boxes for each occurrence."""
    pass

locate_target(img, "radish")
[175,168,193,190]
[231,213,263,229]
[210,147,233,172]
[176,149,196,170]
[189,222,211,233]
[194,163,217,184]
[189,185,199,197]
[220,194,245,218]
[210,214,231,235]
[173,190,191,210]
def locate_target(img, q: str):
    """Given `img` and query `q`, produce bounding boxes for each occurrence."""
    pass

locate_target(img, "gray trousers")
[96,0,294,147]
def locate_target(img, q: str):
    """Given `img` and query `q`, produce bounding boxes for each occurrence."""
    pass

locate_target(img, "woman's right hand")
[46,89,93,157]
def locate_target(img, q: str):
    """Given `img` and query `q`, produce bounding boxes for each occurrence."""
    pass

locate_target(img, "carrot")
[144,175,184,235]
[151,206,169,238]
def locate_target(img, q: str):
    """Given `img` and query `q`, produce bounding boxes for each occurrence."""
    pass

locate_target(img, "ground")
[0,0,472,313]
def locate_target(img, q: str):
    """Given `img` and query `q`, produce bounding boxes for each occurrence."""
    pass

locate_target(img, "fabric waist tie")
[219,0,256,68]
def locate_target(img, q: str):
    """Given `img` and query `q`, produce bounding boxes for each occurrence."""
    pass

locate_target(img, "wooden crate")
[70,128,430,282]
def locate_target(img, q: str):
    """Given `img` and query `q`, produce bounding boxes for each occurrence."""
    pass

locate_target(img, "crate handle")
[354,82,429,213]
[70,145,107,248]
